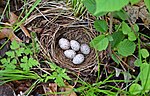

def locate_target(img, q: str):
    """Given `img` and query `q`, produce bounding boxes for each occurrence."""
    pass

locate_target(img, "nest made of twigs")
[50,26,99,72]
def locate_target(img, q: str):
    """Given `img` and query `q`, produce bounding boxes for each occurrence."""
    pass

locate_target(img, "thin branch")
[113,51,135,72]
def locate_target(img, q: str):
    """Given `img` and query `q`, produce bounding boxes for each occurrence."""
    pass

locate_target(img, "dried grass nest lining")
[51,27,98,72]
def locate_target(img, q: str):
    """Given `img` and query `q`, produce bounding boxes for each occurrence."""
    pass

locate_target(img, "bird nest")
[50,26,99,73]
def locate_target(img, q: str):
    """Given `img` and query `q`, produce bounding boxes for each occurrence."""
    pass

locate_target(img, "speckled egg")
[72,54,85,64]
[64,49,76,59]
[59,38,70,50]
[70,40,80,51]
[80,44,90,55]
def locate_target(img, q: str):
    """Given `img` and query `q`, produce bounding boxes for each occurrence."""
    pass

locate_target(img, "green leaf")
[49,63,57,71]
[82,0,96,15]
[20,56,38,71]
[128,32,137,41]
[113,10,128,21]
[114,24,121,31]
[107,35,113,41]
[122,21,131,34]
[111,54,120,64]
[44,61,71,87]
[133,24,139,32]
[21,56,28,63]
[3,58,10,64]
[117,39,136,56]
[61,72,71,80]
[94,20,108,32]
[144,0,150,12]
[140,49,149,58]
[4,63,16,70]
[130,0,140,5]
[2,58,16,70]
[6,51,15,58]
[11,59,17,65]
[28,58,39,67]
[16,48,24,57]
[20,56,29,71]
[0,58,7,64]
[24,48,32,55]
[129,83,142,95]
[140,63,150,92]
[10,40,20,50]
[94,0,129,15]
[55,76,65,87]
[20,62,30,71]
[111,31,124,48]
[134,59,142,67]
[90,35,109,51]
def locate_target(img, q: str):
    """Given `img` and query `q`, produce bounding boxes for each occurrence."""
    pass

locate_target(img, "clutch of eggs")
[58,38,91,64]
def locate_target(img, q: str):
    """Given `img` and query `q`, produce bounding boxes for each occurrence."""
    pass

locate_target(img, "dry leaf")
[42,82,77,96]
[126,5,139,24]
[0,28,22,42]
[9,12,18,25]
[126,1,150,29]
[9,12,31,38]
[42,83,57,96]
[63,82,77,96]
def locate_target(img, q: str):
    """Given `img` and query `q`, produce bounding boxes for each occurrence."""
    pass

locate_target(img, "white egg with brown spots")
[80,44,90,55]
[70,40,80,51]
[73,54,85,64]
[59,38,70,50]
[64,49,76,59]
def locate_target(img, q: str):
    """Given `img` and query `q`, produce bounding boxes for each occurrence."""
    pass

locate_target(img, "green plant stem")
[0,0,10,22]
[140,33,150,39]
[108,13,113,56]
[96,49,101,82]
[142,63,150,93]
[0,38,9,50]
[24,79,41,96]
[13,0,41,31]
[137,33,142,66]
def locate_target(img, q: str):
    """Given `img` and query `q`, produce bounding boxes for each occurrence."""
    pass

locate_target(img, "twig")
[113,51,135,72]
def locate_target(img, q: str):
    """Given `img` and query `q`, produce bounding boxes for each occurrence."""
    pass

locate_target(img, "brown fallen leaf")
[9,12,31,38]
[0,28,22,42]
[62,81,77,96]
[8,12,18,25]
[125,1,150,29]
[42,82,77,96]
[42,83,57,96]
